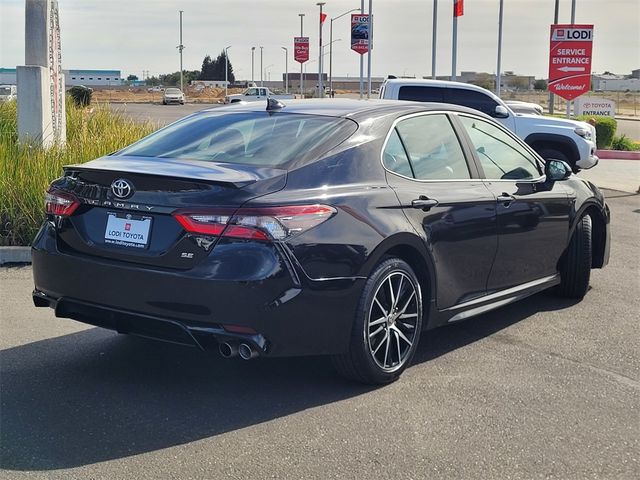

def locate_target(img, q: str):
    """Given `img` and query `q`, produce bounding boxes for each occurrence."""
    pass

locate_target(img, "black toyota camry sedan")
[32,99,610,384]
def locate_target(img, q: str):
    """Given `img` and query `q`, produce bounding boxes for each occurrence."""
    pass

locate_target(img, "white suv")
[380,79,598,171]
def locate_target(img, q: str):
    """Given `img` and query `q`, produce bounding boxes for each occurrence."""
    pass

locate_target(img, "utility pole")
[260,46,264,87]
[281,47,289,93]
[496,0,504,96]
[299,13,305,96]
[317,2,326,98]
[431,0,438,79]
[451,1,457,80]
[177,10,185,92]
[251,46,255,84]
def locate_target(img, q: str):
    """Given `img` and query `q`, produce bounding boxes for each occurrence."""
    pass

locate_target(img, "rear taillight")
[45,188,80,216]
[174,204,336,241]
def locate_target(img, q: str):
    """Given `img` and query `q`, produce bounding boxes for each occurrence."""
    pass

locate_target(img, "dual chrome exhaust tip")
[219,341,259,360]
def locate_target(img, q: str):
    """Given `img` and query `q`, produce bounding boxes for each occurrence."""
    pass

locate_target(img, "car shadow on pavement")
[0,291,578,471]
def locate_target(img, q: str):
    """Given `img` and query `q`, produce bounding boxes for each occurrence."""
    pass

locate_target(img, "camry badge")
[111,179,134,199]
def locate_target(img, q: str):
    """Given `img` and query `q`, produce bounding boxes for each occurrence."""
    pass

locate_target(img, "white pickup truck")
[225,87,294,104]
[380,79,598,171]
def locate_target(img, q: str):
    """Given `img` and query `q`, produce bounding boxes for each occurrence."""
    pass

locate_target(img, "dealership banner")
[454,0,464,17]
[548,24,594,101]
[351,14,370,55]
[294,37,309,64]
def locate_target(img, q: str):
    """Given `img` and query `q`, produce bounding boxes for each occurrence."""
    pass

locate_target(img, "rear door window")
[397,86,445,103]
[395,114,470,180]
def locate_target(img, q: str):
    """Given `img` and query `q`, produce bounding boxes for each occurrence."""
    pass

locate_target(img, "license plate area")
[104,212,152,249]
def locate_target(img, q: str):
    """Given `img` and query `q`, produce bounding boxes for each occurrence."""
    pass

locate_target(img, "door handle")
[497,192,516,206]
[411,196,439,210]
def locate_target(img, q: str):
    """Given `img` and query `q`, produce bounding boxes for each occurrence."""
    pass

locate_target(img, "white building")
[1,67,123,87]
[65,69,122,86]
[591,73,640,92]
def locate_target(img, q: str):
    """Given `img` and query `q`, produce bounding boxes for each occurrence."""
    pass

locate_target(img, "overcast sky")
[1,0,638,81]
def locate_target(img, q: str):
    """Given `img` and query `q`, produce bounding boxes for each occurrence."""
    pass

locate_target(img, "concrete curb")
[596,150,640,160]
[0,247,32,265]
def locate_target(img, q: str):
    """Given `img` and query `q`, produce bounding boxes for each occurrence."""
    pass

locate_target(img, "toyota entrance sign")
[548,24,594,101]
[294,37,309,64]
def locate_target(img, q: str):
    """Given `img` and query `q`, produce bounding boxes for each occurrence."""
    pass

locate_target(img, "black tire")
[556,215,592,298]
[537,148,577,173]
[332,257,423,385]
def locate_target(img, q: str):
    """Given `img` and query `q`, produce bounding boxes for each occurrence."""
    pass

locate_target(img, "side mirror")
[545,159,572,181]
[494,105,510,119]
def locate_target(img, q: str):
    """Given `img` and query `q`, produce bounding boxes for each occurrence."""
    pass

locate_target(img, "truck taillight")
[174,205,336,241]
[45,188,80,216]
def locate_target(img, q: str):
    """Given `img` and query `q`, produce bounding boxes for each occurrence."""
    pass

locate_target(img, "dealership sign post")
[548,24,594,101]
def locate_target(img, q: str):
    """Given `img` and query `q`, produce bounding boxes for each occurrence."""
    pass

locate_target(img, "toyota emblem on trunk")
[111,179,134,199]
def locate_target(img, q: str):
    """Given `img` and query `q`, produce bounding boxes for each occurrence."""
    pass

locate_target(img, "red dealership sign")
[351,14,370,55]
[548,24,594,101]
[294,37,309,64]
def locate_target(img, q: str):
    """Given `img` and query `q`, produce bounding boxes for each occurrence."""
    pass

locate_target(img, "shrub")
[68,85,93,106]
[576,115,617,149]
[0,101,156,246]
[610,134,640,151]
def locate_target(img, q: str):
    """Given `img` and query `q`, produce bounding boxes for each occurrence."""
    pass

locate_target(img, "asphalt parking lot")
[1,189,638,480]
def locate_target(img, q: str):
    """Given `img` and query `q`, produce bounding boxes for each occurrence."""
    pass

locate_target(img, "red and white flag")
[320,12,327,24]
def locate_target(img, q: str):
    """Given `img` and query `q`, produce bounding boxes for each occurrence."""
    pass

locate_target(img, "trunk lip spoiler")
[64,156,287,189]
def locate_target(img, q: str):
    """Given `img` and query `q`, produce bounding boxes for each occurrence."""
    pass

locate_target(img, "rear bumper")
[32,222,364,357]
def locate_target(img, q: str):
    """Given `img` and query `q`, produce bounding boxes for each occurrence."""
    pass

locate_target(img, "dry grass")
[0,100,156,246]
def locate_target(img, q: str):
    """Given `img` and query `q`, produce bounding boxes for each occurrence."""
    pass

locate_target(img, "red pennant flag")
[320,12,327,24]
[454,0,464,17]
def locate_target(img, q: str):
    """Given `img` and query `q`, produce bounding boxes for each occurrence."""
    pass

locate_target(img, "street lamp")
[224,45,231,99]
[264,64,274,84]
[281,47,289,93]
[251,46,256,84]
[317,2,326,98]
[330,8,358,96]
[260,46,264,87]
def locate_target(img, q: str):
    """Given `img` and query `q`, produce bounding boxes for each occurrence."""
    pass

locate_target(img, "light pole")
[431,0,437,79]
[330,8,359,96]
[224,45,231,99]
[317,2,326,98]
[264,64,274,84]
[299,13,305,96]
[177,10,185,92]
[260,46,264,87]
[367,0,373,98]
[496,0,504,96]
[281,47,289,93]
[251,46,256,84]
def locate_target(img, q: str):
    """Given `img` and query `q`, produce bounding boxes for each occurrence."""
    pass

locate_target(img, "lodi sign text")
[548,24,594,101]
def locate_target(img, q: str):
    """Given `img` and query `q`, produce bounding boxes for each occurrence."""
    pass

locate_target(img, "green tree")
[127,74,139,81]
[534,79,548,90]
[199,51,235,82]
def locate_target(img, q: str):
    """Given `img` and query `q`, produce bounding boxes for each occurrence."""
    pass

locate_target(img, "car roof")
[198,98,492,122]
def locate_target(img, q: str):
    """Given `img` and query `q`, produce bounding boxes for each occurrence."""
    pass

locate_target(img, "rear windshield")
[116,111,357,167]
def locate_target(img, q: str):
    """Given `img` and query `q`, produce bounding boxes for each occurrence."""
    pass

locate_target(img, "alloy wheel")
[366,271,419,371]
